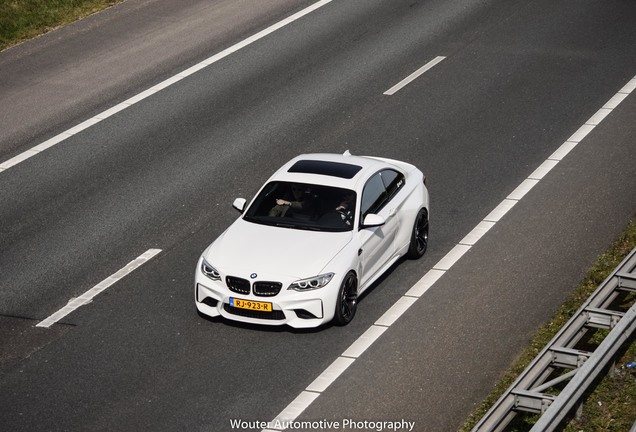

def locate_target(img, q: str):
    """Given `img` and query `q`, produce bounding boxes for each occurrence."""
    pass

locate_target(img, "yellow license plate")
[230,297,273,312]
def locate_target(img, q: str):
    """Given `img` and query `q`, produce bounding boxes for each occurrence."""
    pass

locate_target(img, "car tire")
[406,208,428,259]
[333,271,358,326]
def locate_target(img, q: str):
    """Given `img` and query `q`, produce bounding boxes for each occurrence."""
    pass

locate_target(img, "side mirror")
[232,198,247,213]
[361,213,385,229]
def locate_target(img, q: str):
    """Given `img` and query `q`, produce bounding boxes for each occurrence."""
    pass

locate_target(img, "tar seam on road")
[0,0,334,174]
[36,249,162,328]
[262,75,636,431]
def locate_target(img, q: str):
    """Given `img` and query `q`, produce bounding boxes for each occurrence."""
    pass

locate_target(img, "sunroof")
[288,160,362,179]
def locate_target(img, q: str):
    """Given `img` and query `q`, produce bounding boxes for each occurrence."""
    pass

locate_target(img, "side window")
[381,169,405,200]
[360,173,387,218]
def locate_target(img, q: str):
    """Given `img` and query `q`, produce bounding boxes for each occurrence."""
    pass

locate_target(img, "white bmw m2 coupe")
[195,152,429,328]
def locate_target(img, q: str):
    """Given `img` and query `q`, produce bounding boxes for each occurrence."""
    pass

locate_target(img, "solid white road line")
[0,0,334,174]
[36,249,162,328]
[384,56,446,95]
[263,73,636,431]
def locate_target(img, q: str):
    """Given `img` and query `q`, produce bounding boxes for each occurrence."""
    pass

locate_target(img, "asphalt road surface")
[0,0,635,431]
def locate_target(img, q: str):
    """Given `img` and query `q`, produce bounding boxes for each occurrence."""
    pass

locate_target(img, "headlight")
[288,273,334,291]
[201,258,221,281]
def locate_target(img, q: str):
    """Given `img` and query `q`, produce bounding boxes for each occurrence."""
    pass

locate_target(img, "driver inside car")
[269,184,311,217]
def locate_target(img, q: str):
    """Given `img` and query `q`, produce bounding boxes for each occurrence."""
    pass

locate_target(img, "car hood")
[204,218,353,279]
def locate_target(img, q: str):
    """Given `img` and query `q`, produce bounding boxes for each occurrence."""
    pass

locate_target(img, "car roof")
[268,152,402,189]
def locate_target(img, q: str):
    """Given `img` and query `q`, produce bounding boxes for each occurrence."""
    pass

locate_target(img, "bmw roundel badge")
[250,273,257,279]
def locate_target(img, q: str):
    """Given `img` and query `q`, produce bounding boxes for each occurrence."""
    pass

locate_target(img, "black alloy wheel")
[407,208,428,259]
[334,272,357,325]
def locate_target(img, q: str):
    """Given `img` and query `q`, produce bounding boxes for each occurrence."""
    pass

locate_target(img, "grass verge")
[460,216,636,432]
[0,0,123,51]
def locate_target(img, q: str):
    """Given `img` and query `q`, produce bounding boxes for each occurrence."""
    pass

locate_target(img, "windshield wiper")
[275,222,321,231]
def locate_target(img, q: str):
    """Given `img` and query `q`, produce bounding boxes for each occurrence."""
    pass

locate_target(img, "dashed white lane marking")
[484,199,517,223]
[0,0,334,174]
[433,244,471,271]
[460,221,496,246]
[265,391,321,432]
[263,74,636,431]
[384,56,446,95]
[36,249,162,328]
[405,269,445,298]
[375,296,418,327]
[341,325,388,358]
[306,357,356,393]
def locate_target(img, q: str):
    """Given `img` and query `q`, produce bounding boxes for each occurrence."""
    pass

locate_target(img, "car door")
[357,170,402,287]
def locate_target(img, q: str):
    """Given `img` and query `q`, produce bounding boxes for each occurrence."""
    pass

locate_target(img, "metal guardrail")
[472,247,636,432]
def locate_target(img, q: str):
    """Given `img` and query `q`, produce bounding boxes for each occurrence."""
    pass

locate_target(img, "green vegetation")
[461,216,636,432]
[0,0,122,51]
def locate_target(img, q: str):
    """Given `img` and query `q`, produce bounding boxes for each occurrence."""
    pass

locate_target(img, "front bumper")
[195,281,332,329]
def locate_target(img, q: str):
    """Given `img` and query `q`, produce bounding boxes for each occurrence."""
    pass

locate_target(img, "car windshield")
[243,181,357,232]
